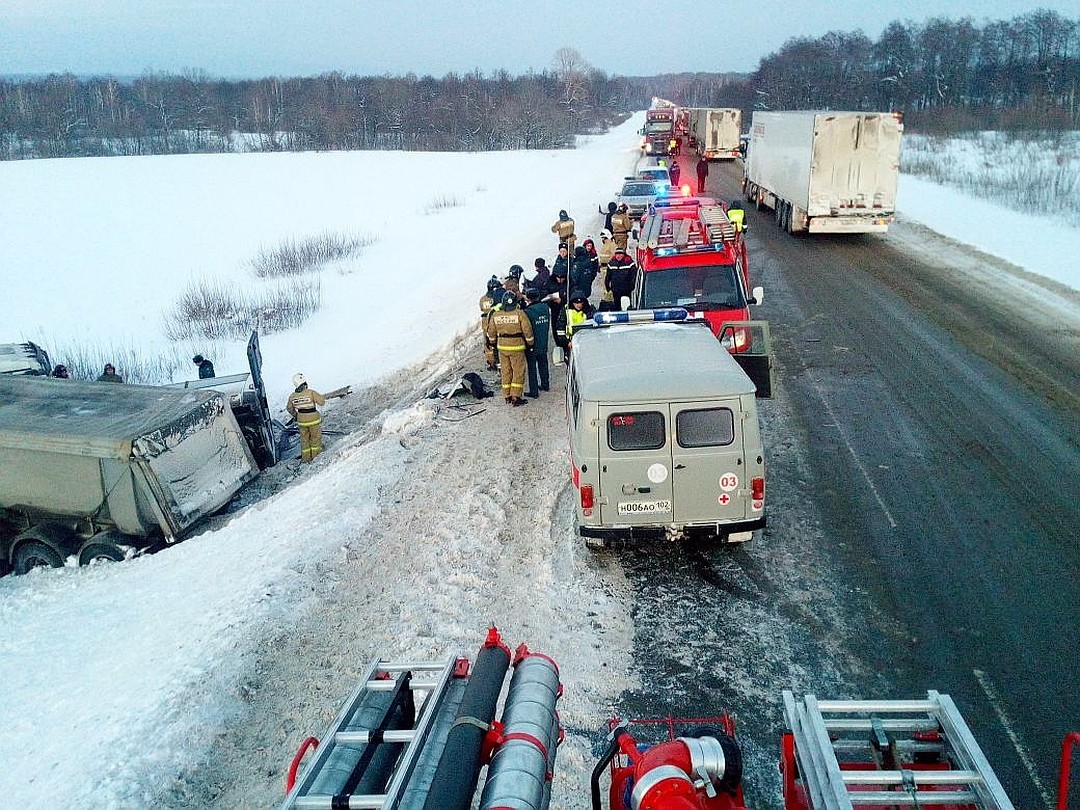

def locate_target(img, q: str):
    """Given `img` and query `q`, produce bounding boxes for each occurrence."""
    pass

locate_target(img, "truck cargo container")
[743,110,903,234]
[689,108,743,160]
[0,376,259,574]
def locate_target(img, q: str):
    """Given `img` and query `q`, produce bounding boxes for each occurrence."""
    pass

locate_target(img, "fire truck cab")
[632,197,761,337]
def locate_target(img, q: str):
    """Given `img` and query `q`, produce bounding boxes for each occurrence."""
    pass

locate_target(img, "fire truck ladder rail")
[281,655,464,810]
[782,690,1016,810]
[642,204,736,250]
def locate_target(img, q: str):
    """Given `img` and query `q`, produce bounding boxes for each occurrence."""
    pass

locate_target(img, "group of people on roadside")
[46,354,216,384]
[479,208,648,406]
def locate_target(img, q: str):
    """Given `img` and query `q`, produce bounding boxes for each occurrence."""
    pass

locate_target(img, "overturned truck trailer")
[0,376,259,575]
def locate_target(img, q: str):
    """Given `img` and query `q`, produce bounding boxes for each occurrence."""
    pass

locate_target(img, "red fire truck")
[631,197,762,351]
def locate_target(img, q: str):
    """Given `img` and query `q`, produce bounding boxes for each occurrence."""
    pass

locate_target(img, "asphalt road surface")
[609,155,1080,808]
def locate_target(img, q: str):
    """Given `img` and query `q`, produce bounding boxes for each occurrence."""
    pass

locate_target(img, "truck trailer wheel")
[12,540,65,574]
[78,540,128,566]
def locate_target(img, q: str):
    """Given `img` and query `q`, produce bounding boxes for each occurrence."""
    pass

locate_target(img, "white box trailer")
[743,110,903,234]
[0,375,259,574]
[689,108,742,160]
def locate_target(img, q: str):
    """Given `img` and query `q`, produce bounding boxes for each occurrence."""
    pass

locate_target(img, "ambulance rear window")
[607,411,665,451]
[676,408,735,447]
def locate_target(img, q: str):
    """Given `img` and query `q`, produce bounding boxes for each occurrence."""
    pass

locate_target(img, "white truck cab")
[566,309,766,547]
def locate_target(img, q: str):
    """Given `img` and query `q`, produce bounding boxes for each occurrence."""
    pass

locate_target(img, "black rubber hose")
[422,641,511,810]
[590,728,627,810]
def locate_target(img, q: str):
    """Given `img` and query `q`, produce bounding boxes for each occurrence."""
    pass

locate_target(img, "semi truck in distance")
[743,110,903,234]
[689,108,743,160]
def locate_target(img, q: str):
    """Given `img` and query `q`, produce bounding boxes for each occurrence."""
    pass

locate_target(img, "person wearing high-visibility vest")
[727,199,746,232]
[565,291,595,348]
[287,373,327,462]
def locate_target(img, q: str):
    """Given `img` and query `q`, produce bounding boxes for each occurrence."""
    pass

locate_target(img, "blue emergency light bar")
[593,308,689,325]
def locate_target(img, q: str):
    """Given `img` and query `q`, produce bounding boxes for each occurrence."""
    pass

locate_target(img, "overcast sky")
[1,0,1077,79]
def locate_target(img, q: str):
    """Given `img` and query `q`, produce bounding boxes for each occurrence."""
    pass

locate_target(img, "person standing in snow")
[532,257,551,289]
[570,245,597,300]
[522,286,551,398]
[696,155,709,194]
[192,354,215,379]
[611,204,633,251]
[564,291,595,347]
[605,246,638,311]
[598,201,617,234]
[480,275,504,370]
[546,266,570,353]
[286,373,327,462]
[485,291,535,406]
[550,209,576,251]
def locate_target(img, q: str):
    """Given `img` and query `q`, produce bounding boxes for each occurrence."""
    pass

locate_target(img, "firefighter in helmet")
[286,373,327,462]
[484,290,535,406]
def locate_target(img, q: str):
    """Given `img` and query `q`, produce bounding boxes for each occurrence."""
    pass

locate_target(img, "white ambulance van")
[566,309,766,547]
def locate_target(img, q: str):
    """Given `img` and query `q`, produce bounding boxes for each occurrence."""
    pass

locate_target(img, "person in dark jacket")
[51,364,70,378]
[570,245,597,299]
[581,237,600,278]
[605,246,638,311]
[696,156,709,194]
[192,354,215,379]
[551,243,571,282]
[532,257,551,289]
[669,159,681,187]
[545,267,570,351]
[522,286,551,397]
[598,201,617,234]
[97,363,122,383]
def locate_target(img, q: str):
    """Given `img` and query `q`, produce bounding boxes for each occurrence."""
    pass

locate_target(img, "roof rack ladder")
[782,690,1015,809]
[282,655,463,810]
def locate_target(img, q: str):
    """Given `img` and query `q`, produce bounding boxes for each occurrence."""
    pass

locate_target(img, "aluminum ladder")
[281,654,468,810]
[783,690,1015,809]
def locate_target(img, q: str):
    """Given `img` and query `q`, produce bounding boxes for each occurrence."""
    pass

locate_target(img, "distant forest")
[2,9,1076,160]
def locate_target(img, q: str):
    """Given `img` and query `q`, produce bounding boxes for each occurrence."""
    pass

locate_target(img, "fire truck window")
[676,408,735,448]
[607,411,666,451]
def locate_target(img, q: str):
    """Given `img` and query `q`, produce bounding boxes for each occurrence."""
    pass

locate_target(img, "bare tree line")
[651,10,1080,133]
[0,48,629,160]
[2,11,1078,161]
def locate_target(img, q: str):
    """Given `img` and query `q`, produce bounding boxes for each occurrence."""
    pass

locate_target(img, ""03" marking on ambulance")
[719,473,739,492]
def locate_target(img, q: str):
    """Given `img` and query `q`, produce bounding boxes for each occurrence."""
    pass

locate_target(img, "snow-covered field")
[0,114,1077,808]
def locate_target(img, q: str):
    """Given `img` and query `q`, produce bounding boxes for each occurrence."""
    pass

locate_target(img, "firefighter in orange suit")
[485,291,535,406]
[287,373,327,462]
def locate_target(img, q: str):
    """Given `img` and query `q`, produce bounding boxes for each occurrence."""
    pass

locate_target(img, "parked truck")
[0,376,260,575]
[743,110,903,234]
[689,108,743,160]
[642,108,676,157]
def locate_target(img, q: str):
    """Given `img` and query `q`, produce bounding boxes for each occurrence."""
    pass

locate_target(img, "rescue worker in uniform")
[727,198,746,232]
[286,373,327,462]
[550,209,576,251]
[192,354,215,378]
[522,286,551,398]
[480,275,503,370]
[605,246,638,311]
[611,204,633,251]
[485,291,535,406]
[565,291,595,350]
[696,155,709,194]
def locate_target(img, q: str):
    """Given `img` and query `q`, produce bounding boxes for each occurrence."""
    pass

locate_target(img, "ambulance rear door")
[670,399,748,525]
[596,404,675,527]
